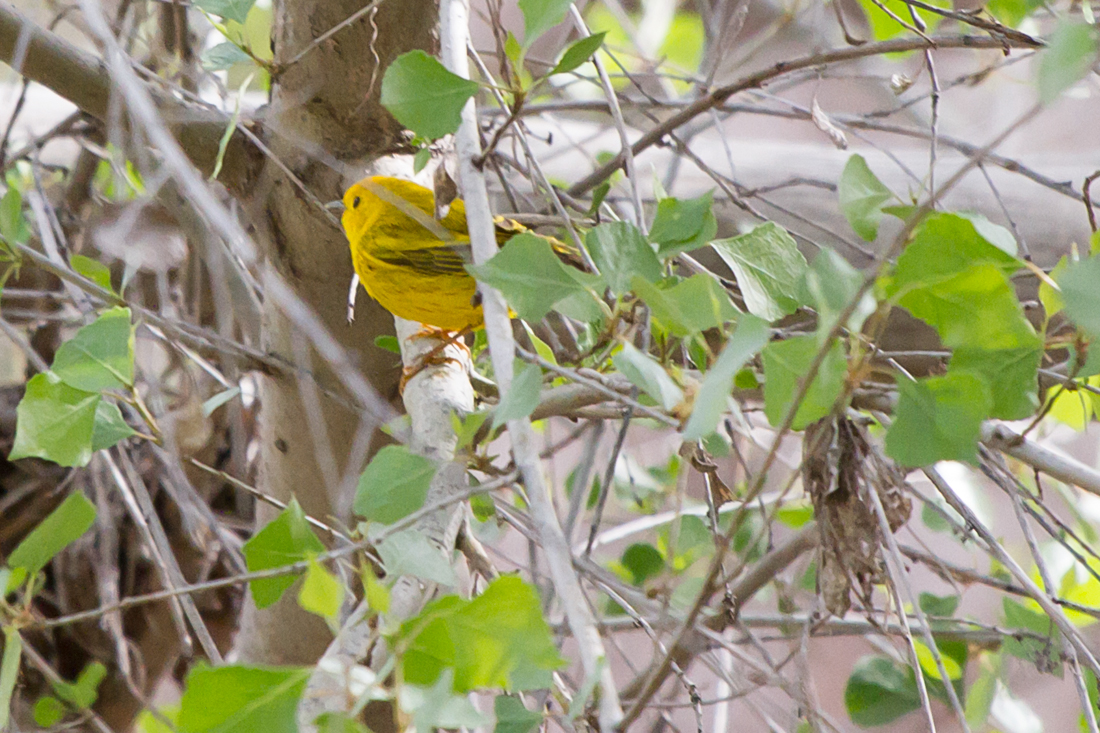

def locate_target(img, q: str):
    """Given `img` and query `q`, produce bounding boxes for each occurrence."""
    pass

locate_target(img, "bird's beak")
[324,200,345,213]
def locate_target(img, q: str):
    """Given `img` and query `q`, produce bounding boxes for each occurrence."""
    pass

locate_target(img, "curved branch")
[0,3,258,185]
[442,0,626,728]
[566,34,1043,197]
[0,3,109,119]
[855,391,1100,498]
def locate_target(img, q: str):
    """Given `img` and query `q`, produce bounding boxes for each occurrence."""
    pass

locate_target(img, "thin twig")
[924,465,1100,676]
[442,1,624,726]
[1084,170,1100,232]
[584,404,634,556]
[867,479,969,731]
[567,35,1041,196]
[26,474,516,633]
[278,0,385,70]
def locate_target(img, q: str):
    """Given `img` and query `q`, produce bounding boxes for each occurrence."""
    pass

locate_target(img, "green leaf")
[201,41,252,71]
[550,32,606,75]
[353,445,437,525]
[1059,254,1100,338]
[400,671,492,731]
[193,0,255,23]
[1048,380,1096,431]
[612,342,684,412]
[914,640,962,682]
[844,655,921,726]
[919,592,960,617]
[518,0,573,45]
[364,566,391,614]
[92,400,136,452]
[494,695,543,733]
[658,10,704,79]
[53,661,106,709]
[898,264,1038,351]
[965,653,1000,729]
[210,71,252,183]
[632,274,739,338]
[33,696,65,726]
[10,374,99,467]
[1037,21,1099,104]
[585,221,662,295]
[298,557,344,621]
[70,255,113,293]
[649,191,717,257]
[375,528,456,586]
[452,409,491,450]
[621,543,664,585]
[762,336,847,430]
[734,368,758,389]
[588,181,611,217]
[856,0,946,41]
[1002,598,1061,668]
[1079,345,1100,380]
[987,0,1042,26]
[711,222,807,320]
[374,334,401,354]
[839,154,894,241]
[7,492,95,587]
[468,232,587,322]
[799,248,876,336]
[948,342,1042,420]
[667,515,711,561]
[522,322,557,365]
[886,217,1034,355]
[885,372,992,466]
[1084,670,1100,731]
[504,32,523,68]
[2,568,22,595]
[933,639,969,686]
[1039,255,1068,318]
[957,212,1018,257]
[883,203,917,220]
[553,288,605,323]
[400,576,565,692]
[51,307,135,392]
[889,213,1022,296]
[178,664,310,733]
[0,185,30,245]
[135,707,180,733]
[314,712,371,733]
[777,503,814,528]
[242,499,325,608]
[921,499,953,533]
[413,146,432,173]
[381,51,481,140]
[681,314,770,440]
[493,359,543,428]
[470,491,496,521]
[0,628,22,731]
[202,386,242,417]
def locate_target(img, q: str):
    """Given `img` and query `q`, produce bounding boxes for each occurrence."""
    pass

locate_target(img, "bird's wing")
[372,242,473,276]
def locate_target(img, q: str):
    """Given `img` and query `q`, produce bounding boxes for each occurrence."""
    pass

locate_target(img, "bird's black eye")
[352,196,361,208]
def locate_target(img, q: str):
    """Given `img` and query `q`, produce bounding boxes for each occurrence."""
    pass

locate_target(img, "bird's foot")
[398,327,472,393]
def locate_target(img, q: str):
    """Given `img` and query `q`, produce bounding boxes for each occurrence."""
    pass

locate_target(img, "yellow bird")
[342,176,577,332]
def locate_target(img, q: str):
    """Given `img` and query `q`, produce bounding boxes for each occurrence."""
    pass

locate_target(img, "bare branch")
[567,34,1042,197]
[442,0,625,727]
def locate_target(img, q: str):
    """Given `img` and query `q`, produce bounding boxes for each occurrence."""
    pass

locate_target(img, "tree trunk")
[232,0,438,665]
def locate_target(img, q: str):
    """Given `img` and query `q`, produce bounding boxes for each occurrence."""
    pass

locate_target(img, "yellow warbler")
[341,176,579,331]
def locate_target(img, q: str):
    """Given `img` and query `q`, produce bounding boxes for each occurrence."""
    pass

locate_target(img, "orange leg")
[399,326,473,393]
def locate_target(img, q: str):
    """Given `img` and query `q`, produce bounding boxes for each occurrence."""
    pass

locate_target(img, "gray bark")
[232,0,438,666]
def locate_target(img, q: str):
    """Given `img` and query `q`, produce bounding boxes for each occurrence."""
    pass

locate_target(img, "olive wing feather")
[372,242,473,276]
